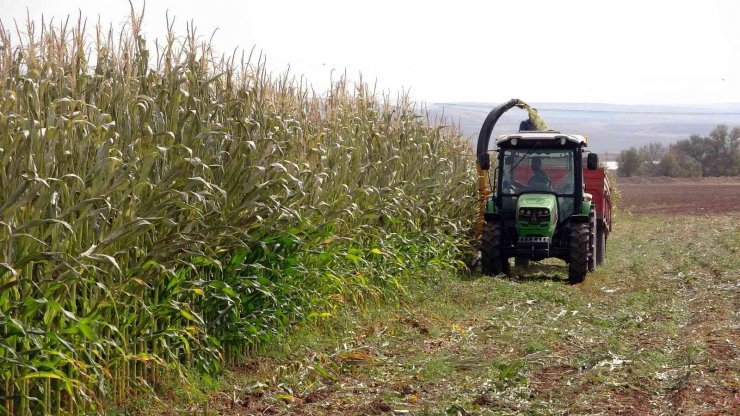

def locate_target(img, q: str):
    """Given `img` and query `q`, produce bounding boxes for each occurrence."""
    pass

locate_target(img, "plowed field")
[617,176,740,215]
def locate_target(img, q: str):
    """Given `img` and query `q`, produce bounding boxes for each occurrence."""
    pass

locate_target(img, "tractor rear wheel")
[588,207,597,271]
[596,224,607,265]
[568,222,589,284]
[481,221,510,276]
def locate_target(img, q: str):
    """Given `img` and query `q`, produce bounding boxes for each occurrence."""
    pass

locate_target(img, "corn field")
[0,12,476,415]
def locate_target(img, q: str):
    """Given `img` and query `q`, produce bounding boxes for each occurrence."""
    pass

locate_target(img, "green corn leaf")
[15,371,65,382]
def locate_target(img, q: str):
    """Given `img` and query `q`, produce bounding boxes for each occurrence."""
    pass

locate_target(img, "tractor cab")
[493,132,589,224]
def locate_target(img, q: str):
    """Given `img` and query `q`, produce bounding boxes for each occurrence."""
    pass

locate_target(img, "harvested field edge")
[140,214,739,416]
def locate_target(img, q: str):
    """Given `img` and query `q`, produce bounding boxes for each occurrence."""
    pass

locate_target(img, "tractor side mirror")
[587,153,598,170]
[478,153,491,170]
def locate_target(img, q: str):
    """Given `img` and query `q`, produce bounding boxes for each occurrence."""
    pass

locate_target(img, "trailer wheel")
[588,206,597,271]
[596,224,607,265]
[568,222,589,284]
[481,221,510,276]
[515,257,529,269]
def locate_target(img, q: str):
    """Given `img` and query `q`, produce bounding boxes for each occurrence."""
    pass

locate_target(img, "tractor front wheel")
[568,222,589,284]
[481,221,510,276]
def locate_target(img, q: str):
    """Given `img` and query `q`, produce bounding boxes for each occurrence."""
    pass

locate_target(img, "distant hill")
[428,102,740,157]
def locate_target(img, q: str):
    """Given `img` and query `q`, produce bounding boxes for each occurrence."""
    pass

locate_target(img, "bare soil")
[617,176,740,215]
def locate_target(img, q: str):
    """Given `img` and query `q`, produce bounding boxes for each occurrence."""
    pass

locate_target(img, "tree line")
[617,125,740,177]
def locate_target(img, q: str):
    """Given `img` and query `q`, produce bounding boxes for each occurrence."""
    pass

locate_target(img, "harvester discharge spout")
[474,99,545,237]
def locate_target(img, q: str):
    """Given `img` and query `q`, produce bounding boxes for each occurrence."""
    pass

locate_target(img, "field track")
[618,176,740,215]
[148,214,740,416]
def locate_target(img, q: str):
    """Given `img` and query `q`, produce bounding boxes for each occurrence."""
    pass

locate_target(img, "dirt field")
[617,176,740,215]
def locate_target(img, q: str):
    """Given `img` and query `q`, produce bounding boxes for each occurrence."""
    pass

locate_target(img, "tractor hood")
[518,194,557,210]
[516,194,558,237]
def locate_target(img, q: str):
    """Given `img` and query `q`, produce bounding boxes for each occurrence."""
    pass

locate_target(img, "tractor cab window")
[501,149,575,195]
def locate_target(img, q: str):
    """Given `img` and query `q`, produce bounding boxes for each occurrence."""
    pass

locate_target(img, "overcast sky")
[3,0,739,105]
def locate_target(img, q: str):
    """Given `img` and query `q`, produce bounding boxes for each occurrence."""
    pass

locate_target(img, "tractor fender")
[484,212,502,222]
[580,200,592,216]
[568,214,590,223]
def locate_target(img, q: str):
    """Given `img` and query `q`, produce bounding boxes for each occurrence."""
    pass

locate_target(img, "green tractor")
[475,100,612,283]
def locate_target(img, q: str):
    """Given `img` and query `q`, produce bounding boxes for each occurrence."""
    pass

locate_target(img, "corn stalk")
[0,11,476,414]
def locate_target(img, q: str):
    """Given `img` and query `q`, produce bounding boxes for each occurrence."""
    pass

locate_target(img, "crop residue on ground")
[145,206,739,415]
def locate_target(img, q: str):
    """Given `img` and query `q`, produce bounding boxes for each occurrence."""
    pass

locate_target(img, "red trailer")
[584,167,612,264]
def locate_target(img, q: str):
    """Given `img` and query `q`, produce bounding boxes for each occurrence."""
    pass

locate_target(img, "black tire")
[515,257,530,269]
[481,222,510,276]
[568,222,589,284]
[596,224,607,265]
[588,207,597,272]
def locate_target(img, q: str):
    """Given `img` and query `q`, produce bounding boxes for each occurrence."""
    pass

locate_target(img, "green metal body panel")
[580,200,592,215]
[516,194,557,237]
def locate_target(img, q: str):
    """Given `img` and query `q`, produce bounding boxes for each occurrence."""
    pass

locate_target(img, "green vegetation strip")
[0,15,476,415]
[141,214,739,415]
[616,127,740,178]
